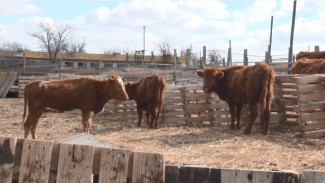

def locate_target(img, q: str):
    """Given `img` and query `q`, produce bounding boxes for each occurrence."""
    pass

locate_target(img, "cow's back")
[296,51,325,60]
[222,63,273,104]
[25,77,106,112]
[291,58,325,74]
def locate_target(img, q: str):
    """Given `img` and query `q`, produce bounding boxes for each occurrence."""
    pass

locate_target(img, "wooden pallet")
[0,134,164,183]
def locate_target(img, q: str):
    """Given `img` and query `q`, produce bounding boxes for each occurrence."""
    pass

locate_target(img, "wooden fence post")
[207,92,216,126]
[126,53,128,67]
[174,49,177,67]
[243,49,248,66]
[151,51,154,63]
[227,40,232,66]
[181,86,191,126]
[23,51,26,73]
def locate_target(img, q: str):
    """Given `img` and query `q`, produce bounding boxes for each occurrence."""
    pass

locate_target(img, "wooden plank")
[99,148,130,183]
[297,102,325,112]
[130,151,164,183]
[303,129,325,138]
[295,75,322,85]
[178,166,210,183]
[303,121,325,131]
[240,170,253,183]
[0,136,16,183]
[272,171,299,183]
[221,168,242,183]
[164,104,183,112]
[166,92,182,98]
[252,170,272,183]
[297,84,324,93]
[185,93,209,100]
[300,111,325,122]
[302,170,325,183]
[164,111,185,117]
[165,166,179,183]
[164,98,183,105]
[187,103,216,114]
[298,92,325,102]
[56,144,95,183]
[163,117,186,124]
[18,139,53,183]
[0,72,17,98]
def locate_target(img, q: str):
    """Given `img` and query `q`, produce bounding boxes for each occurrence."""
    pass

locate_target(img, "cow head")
[124,82,135,100]
[108,75,129,101]
[197,67,224,93]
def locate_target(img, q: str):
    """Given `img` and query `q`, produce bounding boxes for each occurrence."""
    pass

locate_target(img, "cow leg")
[24,110,43,139]
[228,103,236,130]
[149,107,156,129]
[262,103,271,135]
[243,104,258,134]
[82,111,92,133]
[146,109,150,126]
[235,104,242,129]
[137,106,143,127]
[155,108,161,129]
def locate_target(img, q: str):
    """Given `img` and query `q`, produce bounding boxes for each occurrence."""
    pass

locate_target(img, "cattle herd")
[22,50,324,139]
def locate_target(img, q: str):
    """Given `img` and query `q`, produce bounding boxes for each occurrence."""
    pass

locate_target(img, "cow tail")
[265,68,275,111]
[23,90,27,125]
[158,77,166,111]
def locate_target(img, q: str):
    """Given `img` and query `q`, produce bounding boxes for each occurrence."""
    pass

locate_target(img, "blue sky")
[1,0,325,63]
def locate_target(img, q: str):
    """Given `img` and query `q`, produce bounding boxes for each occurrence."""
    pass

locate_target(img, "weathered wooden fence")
[2,135,324,183]
[294,74,325,138]
[165,165,325,183]
[0,135,165,183]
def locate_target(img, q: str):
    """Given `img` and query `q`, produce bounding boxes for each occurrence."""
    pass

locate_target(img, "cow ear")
[216,72,224,80]
[197,70,203,78]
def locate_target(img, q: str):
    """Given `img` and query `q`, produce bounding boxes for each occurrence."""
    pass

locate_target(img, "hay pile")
[1,98,325,173]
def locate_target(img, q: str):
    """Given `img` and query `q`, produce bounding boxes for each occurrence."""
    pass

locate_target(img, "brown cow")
[125,74,166,128]
[23,75,128,139]
[291,58,325,74]
[197,62,275,134]
[296,51,325,60]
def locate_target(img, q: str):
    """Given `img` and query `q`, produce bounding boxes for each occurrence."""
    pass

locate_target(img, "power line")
[305,1,325,10]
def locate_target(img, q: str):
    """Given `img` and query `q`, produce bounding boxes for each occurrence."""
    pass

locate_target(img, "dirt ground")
[1,98,325,173]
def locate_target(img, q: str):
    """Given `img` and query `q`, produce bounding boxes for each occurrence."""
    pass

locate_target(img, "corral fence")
[1,135,325,183]
[9,72,325,138]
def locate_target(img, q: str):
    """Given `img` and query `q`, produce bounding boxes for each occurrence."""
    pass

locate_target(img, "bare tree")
[63,40,86,56]
[30,22,72,63]
[157,40,173,63]
[0,41,25,64]
[208,50,223,67]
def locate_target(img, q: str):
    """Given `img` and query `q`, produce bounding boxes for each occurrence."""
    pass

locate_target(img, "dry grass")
[1,98,325,173]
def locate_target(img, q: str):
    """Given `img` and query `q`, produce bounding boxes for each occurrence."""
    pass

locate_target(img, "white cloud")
[1,0,325,59]
[0,0,41,15]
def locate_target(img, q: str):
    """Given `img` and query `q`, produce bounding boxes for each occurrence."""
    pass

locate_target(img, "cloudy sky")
[1,0,325,62]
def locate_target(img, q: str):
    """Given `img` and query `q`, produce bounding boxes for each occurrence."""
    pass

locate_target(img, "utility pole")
[267,16,273,64]
[288,0,297,68]
[142,26,145,66]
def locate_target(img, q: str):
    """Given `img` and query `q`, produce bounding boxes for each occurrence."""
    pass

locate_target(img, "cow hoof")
[243,130,251,135]
[236,125,241,130]
[263,130,269,135]
[229,125,235,130]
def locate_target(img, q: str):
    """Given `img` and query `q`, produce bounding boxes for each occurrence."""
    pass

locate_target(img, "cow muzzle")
[203,87,211,93]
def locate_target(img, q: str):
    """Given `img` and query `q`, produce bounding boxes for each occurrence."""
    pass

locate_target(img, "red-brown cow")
[296,51,325,60]
[197,62,275,134]
[125,74,166,128]
[291,58,325,74]
[23,75,128,139]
